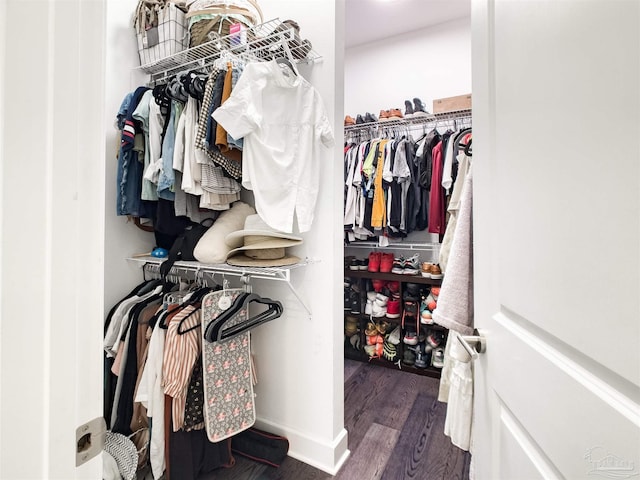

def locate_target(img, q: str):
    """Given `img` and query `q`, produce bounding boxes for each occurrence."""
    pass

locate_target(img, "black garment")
[183,355,205,431]
[104,280,159,425]
[168,401,234,480]
[154,198,194,250]
[362,142,375,235]
[416,130,441,231]
[387,140,404,234]
[112,296,163,435]
[404,140,421,234]
[207,71,227,143]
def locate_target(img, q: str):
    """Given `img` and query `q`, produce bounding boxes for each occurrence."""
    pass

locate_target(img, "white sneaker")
[431,346,445,368]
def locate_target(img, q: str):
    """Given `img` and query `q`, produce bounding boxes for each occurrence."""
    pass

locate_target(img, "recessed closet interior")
[102,0,472,477]
[104,1,345,477]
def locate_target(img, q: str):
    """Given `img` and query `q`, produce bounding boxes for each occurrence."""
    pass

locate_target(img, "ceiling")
[345,0,471,48]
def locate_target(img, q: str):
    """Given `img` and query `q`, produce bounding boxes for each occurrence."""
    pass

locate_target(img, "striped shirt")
[162,304,202,432]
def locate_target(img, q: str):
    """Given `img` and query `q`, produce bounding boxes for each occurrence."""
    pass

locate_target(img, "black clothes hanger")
[203,293,284,343]
[177,286,222,334]
[177,304,203,334]
[165,76,188,103]
[219,301,283,341]
[464,137,473,157]
[156,285,209,331]
[152,84,171,117]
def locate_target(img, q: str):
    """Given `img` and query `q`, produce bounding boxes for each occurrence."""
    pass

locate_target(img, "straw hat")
[225,214,302,267]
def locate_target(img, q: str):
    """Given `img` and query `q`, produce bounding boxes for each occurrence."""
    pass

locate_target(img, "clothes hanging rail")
[135,18,322,86]
[128,256,313,318]
[344,108,472,134]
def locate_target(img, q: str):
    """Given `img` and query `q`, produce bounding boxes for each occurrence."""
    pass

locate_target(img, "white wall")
[345,17,471,118]
[237,0,349,474]
[104,0,156,310]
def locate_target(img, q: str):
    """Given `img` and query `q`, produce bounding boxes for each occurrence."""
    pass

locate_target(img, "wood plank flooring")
[200,359,470,479]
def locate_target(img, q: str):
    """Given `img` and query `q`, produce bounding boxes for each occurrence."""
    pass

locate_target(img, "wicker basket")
[186,0,263,47]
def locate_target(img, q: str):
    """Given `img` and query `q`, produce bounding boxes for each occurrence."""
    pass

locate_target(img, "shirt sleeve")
[212,64,263,140]
[313,90,334,147]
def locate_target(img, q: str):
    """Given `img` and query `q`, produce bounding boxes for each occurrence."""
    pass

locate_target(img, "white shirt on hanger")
[181,96,204,196]
[132,90,159,201]
[212,60,334,233]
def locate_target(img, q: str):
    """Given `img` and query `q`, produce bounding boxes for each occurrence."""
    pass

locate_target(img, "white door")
[0,1,105,478]
[472,0,640,478]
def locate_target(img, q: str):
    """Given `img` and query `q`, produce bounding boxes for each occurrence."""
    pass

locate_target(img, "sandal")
[376,320,390,335]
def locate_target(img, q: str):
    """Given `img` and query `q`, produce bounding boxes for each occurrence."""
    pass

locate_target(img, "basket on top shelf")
[185,0,263,47]
[134,1,190,66]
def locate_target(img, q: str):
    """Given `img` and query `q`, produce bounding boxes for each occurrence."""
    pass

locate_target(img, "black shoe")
[356,114,365,124]
[414,343,427,368]
[364,112,377,123]
[344,286,351,311]
[413,98,429,117]
[350,290,361,314]
[402,346,416,366]
[404,100,414,118]
[404,282,421,297]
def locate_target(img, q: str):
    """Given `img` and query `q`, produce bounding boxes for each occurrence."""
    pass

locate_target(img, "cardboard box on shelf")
[433,94,472,113]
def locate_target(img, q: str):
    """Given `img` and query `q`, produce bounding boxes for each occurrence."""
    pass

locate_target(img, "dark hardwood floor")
[201,359,471,479]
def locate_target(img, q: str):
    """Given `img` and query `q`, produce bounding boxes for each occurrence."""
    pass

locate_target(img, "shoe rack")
[344,260,448,379]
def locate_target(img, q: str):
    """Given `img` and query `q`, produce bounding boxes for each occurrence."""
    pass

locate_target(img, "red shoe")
[371,279,387,292]
[387,281,400,293]
[380,253,394,273]
[368,252,381,272]
[386,299,401,319]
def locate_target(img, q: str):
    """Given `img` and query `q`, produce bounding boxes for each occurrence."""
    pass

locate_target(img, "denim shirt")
[157,100,180,200]
[116,86,149,216]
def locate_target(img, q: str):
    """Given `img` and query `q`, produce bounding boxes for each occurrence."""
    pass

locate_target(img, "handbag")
[231,427,289,468]
[159,218,214,279]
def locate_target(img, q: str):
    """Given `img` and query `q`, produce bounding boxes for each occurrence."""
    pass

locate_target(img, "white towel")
[433,166,474,452]
[432,166,474,336]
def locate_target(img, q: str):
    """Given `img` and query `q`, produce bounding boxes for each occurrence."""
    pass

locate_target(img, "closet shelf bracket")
[127,256,314,318]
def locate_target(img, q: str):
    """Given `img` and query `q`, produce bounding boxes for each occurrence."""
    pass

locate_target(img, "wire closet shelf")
[136,18,322,85]
[128,256,314,317]
[344,108,472,133]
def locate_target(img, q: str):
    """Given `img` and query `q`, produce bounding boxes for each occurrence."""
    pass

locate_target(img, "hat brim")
[225,228,303,247]
[226,253,301,267]
[226,238,303,259]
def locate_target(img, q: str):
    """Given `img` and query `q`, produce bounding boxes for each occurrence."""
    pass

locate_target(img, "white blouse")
[212,60,334,233]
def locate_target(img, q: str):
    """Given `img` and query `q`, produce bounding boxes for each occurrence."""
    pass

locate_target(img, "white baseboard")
[253,418,350,475]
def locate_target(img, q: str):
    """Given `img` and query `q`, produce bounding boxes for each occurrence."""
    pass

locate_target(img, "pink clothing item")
[428,141,447,234]
[111,343,125,376]
[162,305,202,432]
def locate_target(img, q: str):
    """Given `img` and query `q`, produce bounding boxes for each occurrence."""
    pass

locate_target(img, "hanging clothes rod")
[344,108,472,134]
[130,256,314,318]
[135,18,322,86]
